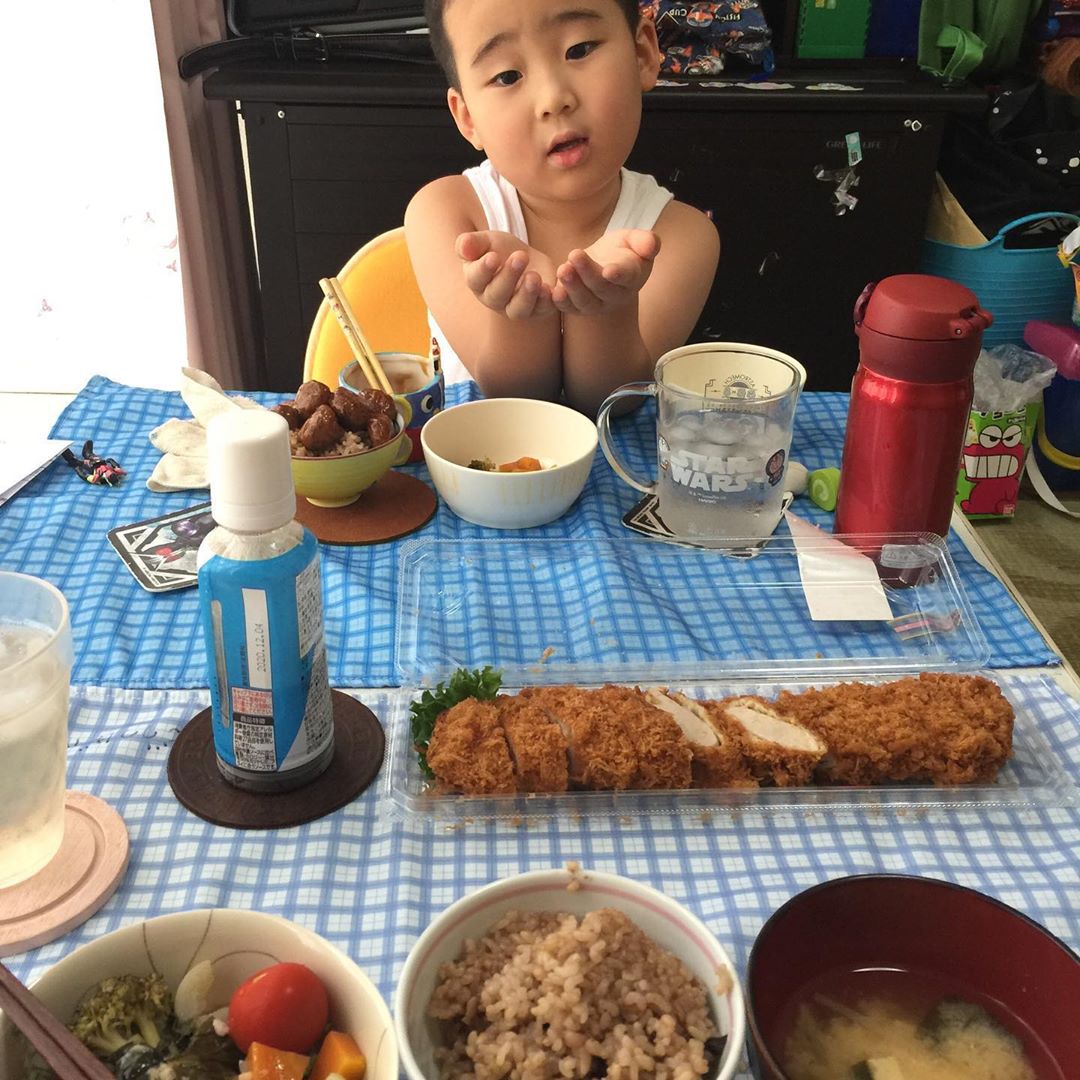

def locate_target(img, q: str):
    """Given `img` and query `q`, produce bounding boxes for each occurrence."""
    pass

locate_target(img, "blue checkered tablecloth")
[4,677,1079,1080]
[0,378,1059,687]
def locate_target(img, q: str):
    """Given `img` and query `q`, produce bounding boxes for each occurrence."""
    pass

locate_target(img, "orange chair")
[303,227,430,389]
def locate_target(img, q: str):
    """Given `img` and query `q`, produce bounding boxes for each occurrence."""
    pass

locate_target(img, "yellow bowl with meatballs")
[276,380,413,507]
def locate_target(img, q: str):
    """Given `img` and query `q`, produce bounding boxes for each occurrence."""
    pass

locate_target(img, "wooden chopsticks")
[0,960,114,1079]
[318,276,395,397]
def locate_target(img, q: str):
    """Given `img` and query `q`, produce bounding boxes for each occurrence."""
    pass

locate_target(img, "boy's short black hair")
[425,0,644,88]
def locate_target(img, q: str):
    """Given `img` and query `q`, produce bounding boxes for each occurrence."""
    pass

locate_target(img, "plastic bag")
[972,343,1057,411]
[641,1,774,75]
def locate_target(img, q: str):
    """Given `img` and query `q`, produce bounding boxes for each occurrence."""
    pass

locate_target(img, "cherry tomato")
[228,962,330,1054]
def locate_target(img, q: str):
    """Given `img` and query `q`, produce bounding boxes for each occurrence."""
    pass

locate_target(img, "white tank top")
[431,160,674,385]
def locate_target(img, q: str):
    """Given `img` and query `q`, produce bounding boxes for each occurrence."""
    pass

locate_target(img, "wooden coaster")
[167,691,385,830]
[0,791,130,958]
[294,471,437,545]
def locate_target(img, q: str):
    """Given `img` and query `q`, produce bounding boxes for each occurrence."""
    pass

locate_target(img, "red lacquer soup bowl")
[746,874,1080,1080]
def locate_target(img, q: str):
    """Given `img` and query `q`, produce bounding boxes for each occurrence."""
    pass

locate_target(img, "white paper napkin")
[147,368,264,492]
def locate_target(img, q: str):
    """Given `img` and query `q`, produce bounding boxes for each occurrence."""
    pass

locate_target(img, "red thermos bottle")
[834,275,992,540]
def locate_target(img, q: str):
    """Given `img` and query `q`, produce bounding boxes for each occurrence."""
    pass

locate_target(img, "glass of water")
[0,572,72,887]
[597,343,806,543]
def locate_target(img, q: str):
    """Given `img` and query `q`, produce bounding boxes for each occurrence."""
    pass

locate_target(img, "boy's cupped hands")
[552,229,660,317]
[456,230,558,321]
[456,227,662,323]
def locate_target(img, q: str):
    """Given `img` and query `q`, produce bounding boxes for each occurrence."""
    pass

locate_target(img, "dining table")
[1,375,1078,1079]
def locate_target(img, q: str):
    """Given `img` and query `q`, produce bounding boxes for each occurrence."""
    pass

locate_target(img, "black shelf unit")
[205,59,985,392]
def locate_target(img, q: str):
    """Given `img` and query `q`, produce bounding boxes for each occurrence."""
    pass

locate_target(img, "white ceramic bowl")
[395,867,745,1080]
[0,909,398,1079]
[420,398,598,529]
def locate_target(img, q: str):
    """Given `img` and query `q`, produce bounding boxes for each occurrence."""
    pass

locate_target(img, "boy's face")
[444,0,660,207]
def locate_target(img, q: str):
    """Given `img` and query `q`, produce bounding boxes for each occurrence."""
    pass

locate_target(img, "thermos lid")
[207,410,296,533]
[854,274,993,382]
[855,275,992,341]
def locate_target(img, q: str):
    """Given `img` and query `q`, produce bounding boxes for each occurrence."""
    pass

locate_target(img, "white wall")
[1,2,186,392]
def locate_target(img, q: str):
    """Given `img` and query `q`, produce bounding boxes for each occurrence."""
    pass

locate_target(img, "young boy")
[405,0,720,416]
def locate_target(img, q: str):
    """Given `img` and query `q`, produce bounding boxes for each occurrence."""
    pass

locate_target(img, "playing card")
[107,503,216,592]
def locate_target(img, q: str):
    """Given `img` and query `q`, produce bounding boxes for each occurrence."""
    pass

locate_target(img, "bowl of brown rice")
[395,866,745,1080]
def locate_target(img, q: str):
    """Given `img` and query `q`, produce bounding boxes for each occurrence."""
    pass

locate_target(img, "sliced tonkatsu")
[653,689,757,788]
[425,698,516,795]
[775,672,1013,786]
[703,695,827,786]
[517,685,640,790]
[420,675,1014,795]
[496,696,570,793]
[594,685,693,790]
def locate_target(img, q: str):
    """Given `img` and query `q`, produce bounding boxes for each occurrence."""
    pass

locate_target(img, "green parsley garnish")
[409,666,503,777]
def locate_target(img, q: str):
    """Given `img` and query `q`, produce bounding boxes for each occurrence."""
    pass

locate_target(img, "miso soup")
[767,965,1062,1080]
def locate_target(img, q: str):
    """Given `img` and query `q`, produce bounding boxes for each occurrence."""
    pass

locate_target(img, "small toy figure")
[61,441,126,486]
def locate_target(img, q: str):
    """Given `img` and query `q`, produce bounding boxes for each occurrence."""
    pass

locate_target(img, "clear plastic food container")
[379,535,1079,822]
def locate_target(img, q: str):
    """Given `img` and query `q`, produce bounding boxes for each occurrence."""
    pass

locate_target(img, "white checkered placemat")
[6,676,1079,1080]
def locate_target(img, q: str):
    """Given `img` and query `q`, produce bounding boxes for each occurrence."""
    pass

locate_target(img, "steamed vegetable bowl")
[0,909,397,1080]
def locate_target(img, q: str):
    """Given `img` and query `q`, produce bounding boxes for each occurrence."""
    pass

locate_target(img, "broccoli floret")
[69,973,175,1058]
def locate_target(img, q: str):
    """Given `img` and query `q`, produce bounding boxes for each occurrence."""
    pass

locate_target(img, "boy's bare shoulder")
[406,175,483,230]
[655,198,720,251]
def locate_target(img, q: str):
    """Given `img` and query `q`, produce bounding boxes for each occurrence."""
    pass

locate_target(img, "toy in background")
[1061,223,1080,327]
[1038,0,1080,32]
[1031,2,1080,128]
[1026,320,1080,497]
[640,1,774,75]
[956,345,1055,518]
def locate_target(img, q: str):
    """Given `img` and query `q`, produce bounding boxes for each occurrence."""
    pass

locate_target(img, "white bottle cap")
[207,410,296,532]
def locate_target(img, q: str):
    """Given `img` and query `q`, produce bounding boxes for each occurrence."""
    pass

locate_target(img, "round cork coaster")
[0,791,130,958]
[294,471,437,545]
[167,691,385,830]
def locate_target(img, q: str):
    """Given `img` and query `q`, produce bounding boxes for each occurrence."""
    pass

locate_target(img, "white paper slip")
[784,509,893,621]
[0,439,71,505]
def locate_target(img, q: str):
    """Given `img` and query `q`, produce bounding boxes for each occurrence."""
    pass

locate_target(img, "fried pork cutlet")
[704,696,827,786]
[517,685,640,789]
[426,698,516,795]
[595,685,693,790]
[497,696,570,793]
[657,690,758,788]
[775,672,1014,786]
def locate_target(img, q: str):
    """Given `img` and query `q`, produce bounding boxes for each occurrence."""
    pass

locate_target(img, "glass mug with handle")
[0,572,72,888]
[597,343,807,544]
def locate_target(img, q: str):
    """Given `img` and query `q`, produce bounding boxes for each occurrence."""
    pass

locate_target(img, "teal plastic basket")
[920,212,1079,347]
